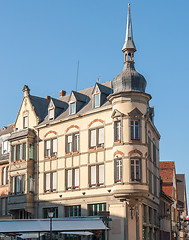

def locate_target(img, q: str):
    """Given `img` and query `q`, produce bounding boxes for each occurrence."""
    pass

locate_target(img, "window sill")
[10,159,26,164]
[114,140,121,145]
[130,139,140,143]
[130,180,141,183]
[44,156,57,160]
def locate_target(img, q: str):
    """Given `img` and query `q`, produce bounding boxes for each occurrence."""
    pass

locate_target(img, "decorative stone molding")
[44,130,57,138]
[65,125,79,133]
[88,119,104,127]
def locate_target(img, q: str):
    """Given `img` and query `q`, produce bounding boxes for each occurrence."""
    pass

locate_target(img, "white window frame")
[115,159,122,183]
[70,102,76,115]
[23,115,28,129]
[89,164,104,187]
[66,133,79,153]
[131,158,141,182]
[2,141,9,155]
[114,121,121,142]
[66,168,80,190]
[130,120,140,141]
[49,108,54,120]
[45,138,57,158]
[94,94,100,108]
[44,172,57,192]
[89,127,104,148]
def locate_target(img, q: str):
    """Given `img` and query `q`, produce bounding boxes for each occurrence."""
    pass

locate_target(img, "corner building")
[8,4,160,240]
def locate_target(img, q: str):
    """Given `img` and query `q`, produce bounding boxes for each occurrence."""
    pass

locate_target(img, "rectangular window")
[149,207,153,224]
[23,143,27,160]
[2,167,6,185]
[149,171,152,193]
[45,139,57,157]
[16,144,22,161]
[43,207,58,218]
[44,172,57,192]
[94,94,100,108]
[114,121,121,141]
[143,204,147,223]
[148,136,151,157]
[29,176,34,193]
[131,159,141,182]
[12,146,16,162]
[88,203,106,216]
[49,108,54,120]
[153,143,156,163]
[154,175,157,196]
[115,159,122,182]
[131,120,140,140]
[90,164,104,186]
[23,115,28,129]
[15,176,21,194]
[65,205,81,217]
[29,144,34,160]
[143,226,147,240]
[90,128,104,148]
[66,133,79,153]
[70,102,76,115]
[2,141,9,155]
[66,168,80,190]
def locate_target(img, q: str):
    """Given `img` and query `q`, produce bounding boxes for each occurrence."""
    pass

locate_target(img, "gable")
[111,109,123,118]
[128,107,143,116]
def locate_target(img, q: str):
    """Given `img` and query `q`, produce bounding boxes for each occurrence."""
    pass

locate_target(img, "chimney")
[60,90,66,97]
[46,96,51,100]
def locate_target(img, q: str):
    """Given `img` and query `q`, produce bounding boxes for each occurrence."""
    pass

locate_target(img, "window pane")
[98,128,104,145]
[23,143,27,160]
[2,167,6,185]
[29,144,34,160]
[74,168,79,188]
[74,134,79,152]
[115,121,121,141]
[98,164,104,184]
[12,146,16,161]
[67,135,72,153]
[52,172,57,191]
[94,94,100,108]
[70,102,76,114]
[90,130,96,147]
[67,170,72,189]
[23,116,28,128]
[1,198,5,215]
[90,166,96,185]
[49,109,54,120]
[45,173,50,191]
[115,159,122,182]
[22,175,25,193]
[52,139,57,156]
[45,140,51,157]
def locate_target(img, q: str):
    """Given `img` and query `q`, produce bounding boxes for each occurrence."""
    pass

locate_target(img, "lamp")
[48,209,54,240]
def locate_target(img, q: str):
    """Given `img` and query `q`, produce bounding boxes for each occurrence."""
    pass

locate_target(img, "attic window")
[94,94,100,108]
[70,102,76,115]
[49,108,54,120]
[23,115,28,129]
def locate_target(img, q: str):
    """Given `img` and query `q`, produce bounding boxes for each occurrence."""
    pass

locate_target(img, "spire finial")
[122,3,136,63]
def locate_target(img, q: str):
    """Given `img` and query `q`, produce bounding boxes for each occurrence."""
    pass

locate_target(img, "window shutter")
[74,134,79,152]
[53,139,57,155]
[90,166,96,185]
[98,164,104,184]
[90,130,96,147]
[2,168,6,185]
[46,140,51,149]
[52,172,57,190]
[74,168,79,187]
[45,173,50,191]
[67,170,72,189]
[98,128,104,145]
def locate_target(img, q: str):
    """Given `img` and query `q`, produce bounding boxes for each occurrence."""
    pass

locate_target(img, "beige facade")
[0,4,164,240]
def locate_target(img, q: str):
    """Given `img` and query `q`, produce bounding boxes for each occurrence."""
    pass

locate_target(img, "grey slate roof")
[29,95,50,122]
[9,128,36,141]
[37,81,112,126]
[51,98,66,109]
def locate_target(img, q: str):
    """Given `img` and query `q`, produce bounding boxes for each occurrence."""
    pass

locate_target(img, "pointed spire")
[122,3,136,64]
[122,3,136,52]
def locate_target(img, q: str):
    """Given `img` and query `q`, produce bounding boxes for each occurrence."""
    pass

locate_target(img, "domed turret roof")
[112,62,147,93]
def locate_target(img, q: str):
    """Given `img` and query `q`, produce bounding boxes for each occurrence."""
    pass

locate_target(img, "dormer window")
[94,94,100,108]
[70,102,76,115]
[49,108,54,120]
[23,115,28,129]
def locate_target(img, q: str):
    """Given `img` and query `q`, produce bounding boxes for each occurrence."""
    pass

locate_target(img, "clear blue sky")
[0,1,189,200]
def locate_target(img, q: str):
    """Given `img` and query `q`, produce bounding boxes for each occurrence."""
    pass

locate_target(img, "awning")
[20,233,45,239]
[61,232,93,236]
[0,218,106,233]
